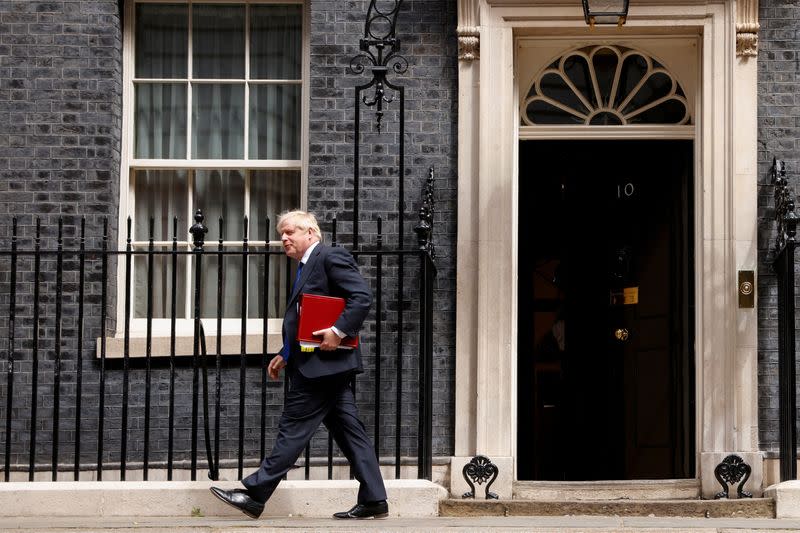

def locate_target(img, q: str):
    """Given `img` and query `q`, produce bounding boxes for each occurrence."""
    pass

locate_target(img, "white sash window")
[121,0,307,339]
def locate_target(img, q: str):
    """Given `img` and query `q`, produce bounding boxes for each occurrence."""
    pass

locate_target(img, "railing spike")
[190,209,208,250]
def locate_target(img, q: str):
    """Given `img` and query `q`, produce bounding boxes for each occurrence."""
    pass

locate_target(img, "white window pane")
[193,169,245,242]
[192,84,245,159]
[249,84,300,159]
[250,5,302,80]
[135,4,188,79]
[133,168,189,320]
[193,4,245,79]
[192,252,244,319]
[134,169,188,241]
[134,249,187,319]
[135,83,188,159]
[248,251,290,319]
[191,169,245,319]
[248,170,300,241]
[246,169,298,318]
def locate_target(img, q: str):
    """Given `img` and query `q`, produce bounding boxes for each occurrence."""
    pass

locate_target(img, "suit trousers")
[242,369,387,505]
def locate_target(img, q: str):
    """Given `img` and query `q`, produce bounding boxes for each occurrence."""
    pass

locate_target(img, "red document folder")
[296,293,359,350]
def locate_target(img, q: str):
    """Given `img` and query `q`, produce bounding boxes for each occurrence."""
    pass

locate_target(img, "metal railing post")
[97,218,108,480]
[143,217,155,480]
[4,218,17,482]
[29,219,41,481]
[167,217,178,480]
[51,218,64,481]
[73,218,86,480]
[238,216,249,479]
[772,157,799,481]
[189,210,208,480]
[414,168,435,480]
[120,217,132,480]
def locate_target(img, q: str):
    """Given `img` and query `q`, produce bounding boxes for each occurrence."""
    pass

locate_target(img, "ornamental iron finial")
[713,454,752,499]
[189,209,208,250]
[413,167,435,260]
[772,158,799,255]
[462,455,499,499]
[349,0,408,132]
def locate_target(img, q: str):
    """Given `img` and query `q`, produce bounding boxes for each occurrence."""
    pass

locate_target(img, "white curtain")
[249,5,301,159]
[193,170,245,318]
[134,170,188,319]
[250,5,301,80]
[192,5,245,159]
[136,83,187,159]
[135,3,187,79]
[135,3,188,159]
[192,83,245,159]
[249,84,300,159]
[248,170,300,318]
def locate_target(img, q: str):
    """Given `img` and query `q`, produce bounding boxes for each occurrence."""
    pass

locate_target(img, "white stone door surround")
[452,0,760,499]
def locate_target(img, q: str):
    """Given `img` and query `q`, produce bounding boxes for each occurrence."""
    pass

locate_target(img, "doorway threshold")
[513,479,701,501]
[439,496,775,518]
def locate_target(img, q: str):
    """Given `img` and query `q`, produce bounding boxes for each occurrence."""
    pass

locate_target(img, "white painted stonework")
[453,0,760,498]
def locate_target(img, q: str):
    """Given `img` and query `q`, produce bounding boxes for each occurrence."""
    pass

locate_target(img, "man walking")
[210,210,388,520]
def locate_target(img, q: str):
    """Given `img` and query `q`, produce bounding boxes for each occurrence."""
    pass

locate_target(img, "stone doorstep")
[513,479,702,501]
[439,498,776,518]
[0,479,448,519]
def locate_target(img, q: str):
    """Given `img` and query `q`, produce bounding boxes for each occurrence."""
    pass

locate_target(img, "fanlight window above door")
[521,45,691,126]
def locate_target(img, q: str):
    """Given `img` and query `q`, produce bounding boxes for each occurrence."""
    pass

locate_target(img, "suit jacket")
[282,243,372,378]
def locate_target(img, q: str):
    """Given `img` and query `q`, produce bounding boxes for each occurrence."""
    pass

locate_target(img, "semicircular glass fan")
[521,45,691,126]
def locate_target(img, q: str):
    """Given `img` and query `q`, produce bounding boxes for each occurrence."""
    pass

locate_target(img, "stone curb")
[0,479,447,518]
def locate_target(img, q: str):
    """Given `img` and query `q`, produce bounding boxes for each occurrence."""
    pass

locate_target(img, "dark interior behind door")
[516,140,694,481]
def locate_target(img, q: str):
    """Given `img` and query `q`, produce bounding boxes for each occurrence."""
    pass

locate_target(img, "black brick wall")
[0,0,122,236]
[757,0,800,451]
[0,0,126,471]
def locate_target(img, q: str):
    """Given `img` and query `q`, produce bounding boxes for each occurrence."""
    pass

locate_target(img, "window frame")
[118,0,309,340]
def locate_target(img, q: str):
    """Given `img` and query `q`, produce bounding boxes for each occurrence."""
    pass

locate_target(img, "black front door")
[517,140,694,481]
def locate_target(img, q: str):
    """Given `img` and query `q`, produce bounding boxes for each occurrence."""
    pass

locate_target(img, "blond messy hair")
[276,210,322,240]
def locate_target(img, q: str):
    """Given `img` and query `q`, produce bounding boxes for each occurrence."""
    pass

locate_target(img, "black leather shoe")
[333,500,389,519]
[209,486,265,519]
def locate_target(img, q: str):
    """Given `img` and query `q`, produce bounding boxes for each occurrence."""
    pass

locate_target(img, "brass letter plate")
[623,287,639,305]
[610,287,639,306]
[738,270,754,308]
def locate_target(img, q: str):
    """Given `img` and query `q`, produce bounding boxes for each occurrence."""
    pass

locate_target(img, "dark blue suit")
[242,243,387,505]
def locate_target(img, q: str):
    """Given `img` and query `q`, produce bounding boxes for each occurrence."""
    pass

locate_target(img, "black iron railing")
[0,202,435,482]
[771,157,798,482]
[0,0,435,484]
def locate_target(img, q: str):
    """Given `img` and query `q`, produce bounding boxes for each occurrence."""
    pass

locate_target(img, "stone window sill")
[96,332,282,358]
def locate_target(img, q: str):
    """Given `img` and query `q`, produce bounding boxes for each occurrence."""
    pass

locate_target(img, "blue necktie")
[282,262,304,361]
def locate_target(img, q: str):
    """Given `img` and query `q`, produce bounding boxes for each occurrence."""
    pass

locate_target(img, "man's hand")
[268,354,286,380]
[312,328,342,351]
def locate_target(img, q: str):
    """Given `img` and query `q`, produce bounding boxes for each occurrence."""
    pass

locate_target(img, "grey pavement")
[3,516,800,532]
